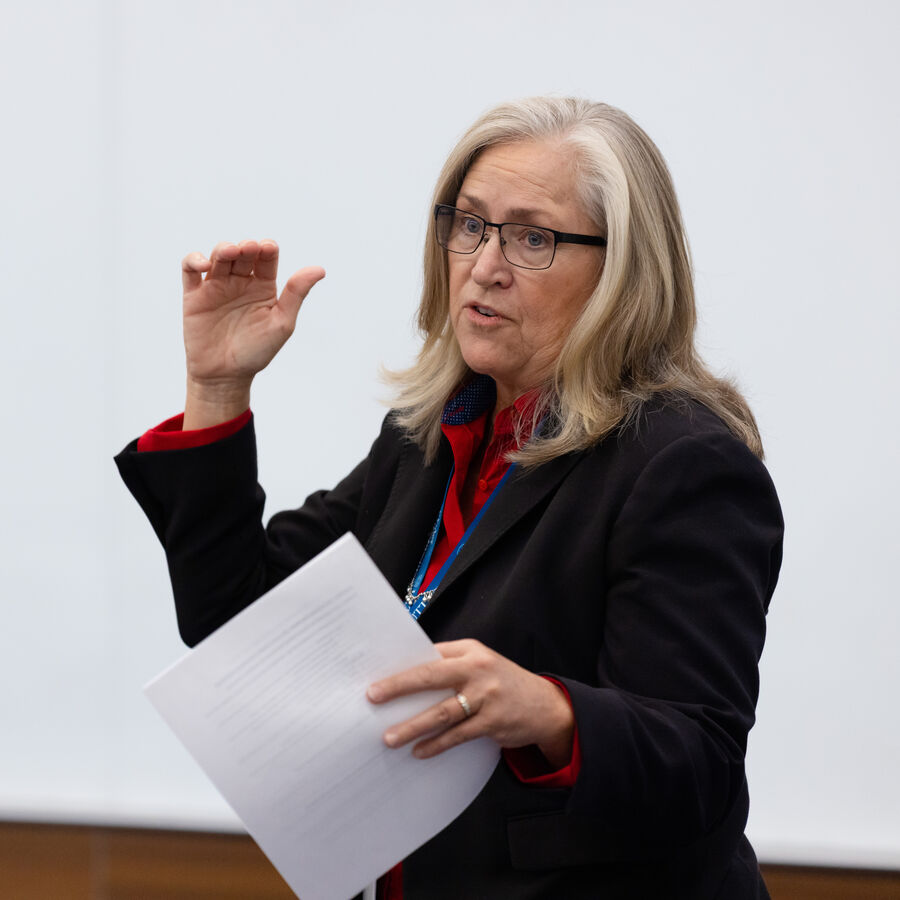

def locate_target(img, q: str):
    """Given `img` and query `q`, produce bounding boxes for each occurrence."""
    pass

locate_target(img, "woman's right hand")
[181,240,325,429]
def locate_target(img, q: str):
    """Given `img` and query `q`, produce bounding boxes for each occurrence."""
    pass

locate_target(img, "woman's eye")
[524,229,548,248]
[461,216,482,235]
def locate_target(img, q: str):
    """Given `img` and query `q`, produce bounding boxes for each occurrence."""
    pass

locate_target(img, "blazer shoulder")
[611,395,758,465]
[571,395,778,512]
[365,410,430,475]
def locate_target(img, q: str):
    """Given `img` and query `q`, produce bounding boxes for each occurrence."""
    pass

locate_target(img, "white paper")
[144,533,499,900]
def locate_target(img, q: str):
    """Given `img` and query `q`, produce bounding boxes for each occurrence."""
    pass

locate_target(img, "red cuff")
[377,862,402,900]
[502,677,582,788]
[136,409,252,453]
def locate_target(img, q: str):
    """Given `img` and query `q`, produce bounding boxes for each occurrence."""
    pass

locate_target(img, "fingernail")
[412,746,427,759]
[384,731,398,747]
[367,685,383,702]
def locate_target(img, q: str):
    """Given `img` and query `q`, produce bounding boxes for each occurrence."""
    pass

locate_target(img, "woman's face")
[448,139,604,410]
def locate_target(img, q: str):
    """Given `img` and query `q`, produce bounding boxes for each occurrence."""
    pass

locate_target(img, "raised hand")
[181,240,325,428]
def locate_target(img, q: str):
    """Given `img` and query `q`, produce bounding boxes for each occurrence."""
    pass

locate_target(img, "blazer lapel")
[365,438,453,598]
[429,450,583,602]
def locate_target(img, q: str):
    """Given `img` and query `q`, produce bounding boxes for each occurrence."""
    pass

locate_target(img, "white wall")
[1,0,898,869]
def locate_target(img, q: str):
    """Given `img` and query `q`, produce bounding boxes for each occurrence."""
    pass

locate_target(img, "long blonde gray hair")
[386,97,763,464]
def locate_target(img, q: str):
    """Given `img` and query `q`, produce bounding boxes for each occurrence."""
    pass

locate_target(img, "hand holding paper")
[145,534,499,900]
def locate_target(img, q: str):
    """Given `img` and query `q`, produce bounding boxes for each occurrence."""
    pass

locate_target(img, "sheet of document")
[144,533,499,900]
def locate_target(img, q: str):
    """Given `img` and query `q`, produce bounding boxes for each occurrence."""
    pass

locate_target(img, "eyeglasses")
[434,204,606,270]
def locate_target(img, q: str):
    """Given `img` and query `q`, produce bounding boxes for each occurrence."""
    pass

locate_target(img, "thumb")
[278,266,326,329]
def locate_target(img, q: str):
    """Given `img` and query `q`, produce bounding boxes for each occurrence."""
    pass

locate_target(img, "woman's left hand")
[367,639,575,768]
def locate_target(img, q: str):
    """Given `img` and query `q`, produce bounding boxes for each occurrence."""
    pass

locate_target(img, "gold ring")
[455,692,473,718]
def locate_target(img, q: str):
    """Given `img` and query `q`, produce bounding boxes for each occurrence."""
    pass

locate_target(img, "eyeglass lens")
[435,206,556,269]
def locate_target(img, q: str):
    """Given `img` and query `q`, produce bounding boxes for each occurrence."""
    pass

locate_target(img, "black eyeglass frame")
[434,203,607,270]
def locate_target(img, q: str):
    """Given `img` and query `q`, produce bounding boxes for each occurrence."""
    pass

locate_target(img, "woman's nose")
[471,226,512,285]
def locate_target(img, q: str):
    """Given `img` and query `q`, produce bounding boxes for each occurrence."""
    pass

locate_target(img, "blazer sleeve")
[557,430,783,849]
[114,415,396,646]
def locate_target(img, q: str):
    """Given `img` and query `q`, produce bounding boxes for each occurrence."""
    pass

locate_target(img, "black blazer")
[116,396,783,899]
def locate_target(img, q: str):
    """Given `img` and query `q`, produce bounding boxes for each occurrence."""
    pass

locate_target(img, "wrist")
[184,376,252,430]
[535,681,575,769]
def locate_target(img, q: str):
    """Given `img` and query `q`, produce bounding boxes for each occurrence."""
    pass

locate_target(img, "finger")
[434,639,480,659]
[411,717,484,759]
[181,252,210,292]
[275,265,326,332]
[383,693,474,748]
[253,240,279,280]
[208,242,239,279]
[368,656,463,703]
[230,240,260,277]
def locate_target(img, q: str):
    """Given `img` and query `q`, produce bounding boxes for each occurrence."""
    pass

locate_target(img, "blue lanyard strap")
[404,463,516,620]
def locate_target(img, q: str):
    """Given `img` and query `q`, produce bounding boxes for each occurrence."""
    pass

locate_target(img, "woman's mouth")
[466,301,503,320]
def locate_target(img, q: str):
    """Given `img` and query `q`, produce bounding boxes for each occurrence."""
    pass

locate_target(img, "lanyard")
[404,463,516,620]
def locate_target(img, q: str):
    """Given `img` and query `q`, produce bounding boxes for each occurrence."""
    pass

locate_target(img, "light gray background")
[1,0,897,869]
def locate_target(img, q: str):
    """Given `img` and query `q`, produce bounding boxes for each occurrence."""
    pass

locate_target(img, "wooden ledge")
[2,821,898,899]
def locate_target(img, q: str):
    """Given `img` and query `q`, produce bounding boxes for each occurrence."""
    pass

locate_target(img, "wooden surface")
[2,822,899,899]
[763,863,900,900]
[0,823,294,900]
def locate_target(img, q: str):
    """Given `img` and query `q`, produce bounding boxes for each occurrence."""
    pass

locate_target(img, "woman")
[116,97,783,899]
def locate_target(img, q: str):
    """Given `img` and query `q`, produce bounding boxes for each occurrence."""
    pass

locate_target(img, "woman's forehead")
[457,140,588,229]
